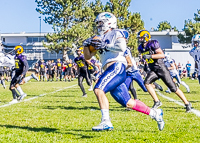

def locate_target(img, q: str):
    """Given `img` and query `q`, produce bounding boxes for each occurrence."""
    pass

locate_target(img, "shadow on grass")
[42,105,127,111]
[0,125,57,133]
[0,125,97,138]
[42,105,100,110]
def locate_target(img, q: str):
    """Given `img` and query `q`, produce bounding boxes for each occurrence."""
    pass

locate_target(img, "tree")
[36,0,144,58]
[104,0,144,56]
[157,21,171,31]
[178,9,200,43]
[35,0,96,60]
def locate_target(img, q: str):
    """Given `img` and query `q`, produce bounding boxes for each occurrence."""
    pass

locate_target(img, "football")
[89,36,101,53]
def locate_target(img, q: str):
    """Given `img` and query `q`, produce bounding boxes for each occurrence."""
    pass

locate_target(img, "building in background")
[0,32,75,68]
[150,30,194,71]
[0,30,195,71]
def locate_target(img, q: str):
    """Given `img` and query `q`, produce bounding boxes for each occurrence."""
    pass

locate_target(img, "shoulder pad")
[113,29,129,39]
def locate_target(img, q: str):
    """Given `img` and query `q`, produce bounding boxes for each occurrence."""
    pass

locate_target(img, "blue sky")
[0,0,199,33]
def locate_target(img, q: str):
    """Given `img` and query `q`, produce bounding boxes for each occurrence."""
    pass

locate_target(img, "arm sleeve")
[152,40,161,51]
[105,30,128,53]
[22,56,29,75]
[189,48,195,59]
[106,38,127,52]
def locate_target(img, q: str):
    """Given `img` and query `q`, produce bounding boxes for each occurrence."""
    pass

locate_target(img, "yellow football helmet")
[137,30,151,43]
[77,46,84,54]
[14,45,24,54]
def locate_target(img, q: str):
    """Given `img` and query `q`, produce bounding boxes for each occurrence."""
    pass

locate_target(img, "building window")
[27,37,32,43]
[39,37,47,42]
[27,37,47,43]
[3,38,5,42]
[33,37,38,42]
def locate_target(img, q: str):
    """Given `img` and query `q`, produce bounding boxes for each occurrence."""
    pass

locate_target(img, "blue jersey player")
[124,47,147,99]
[190,34,200,84]
[83,12,165,131]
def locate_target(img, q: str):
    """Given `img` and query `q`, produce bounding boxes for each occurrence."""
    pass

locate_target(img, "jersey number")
[145,58,154,64]
[15,61,19,69]
[77,61,84,67]
[88,65,93,70]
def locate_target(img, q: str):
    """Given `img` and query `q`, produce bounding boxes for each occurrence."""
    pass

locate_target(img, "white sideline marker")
[0,84,78,108]
[156,90,200,117]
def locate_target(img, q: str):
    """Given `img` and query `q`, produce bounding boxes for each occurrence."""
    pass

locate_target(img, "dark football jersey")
[14,54,29,75]
[74,55,88,72]
[138,40,165,70]
[40,63,46,71]
[56,62,62,70]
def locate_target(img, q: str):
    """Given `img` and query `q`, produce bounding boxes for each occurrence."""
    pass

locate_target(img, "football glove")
[83,36,95,47]
[91,39,106,50]
[143,55,152,59]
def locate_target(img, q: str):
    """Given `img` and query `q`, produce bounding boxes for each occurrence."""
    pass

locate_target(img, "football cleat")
[82,94,87,97]
[185,102,192,113]
[31,73,39,81]
[186,88,190,93]
[165,89,171,94]
[9,99,18,104]
[19,93,27,101]
[155,84,163,91]
[92,119,113,131]
[151,109,165,131]
[152,100,162,109]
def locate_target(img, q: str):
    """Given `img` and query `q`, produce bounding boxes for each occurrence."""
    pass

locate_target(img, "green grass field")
[0,76,200,143]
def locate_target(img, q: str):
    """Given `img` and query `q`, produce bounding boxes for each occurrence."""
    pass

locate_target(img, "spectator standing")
[186,61,191,77]
[178,63,182,76]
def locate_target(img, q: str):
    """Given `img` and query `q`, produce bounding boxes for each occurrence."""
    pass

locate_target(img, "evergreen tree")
[35,0,95,60]
[178,9,200,43]
[157,21,171,31]
[36,0,144,57]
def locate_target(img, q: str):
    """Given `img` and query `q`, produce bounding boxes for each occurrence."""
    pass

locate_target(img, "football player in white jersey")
[190,34,200,84]
[164,54,190,93]
[83,12,164,131]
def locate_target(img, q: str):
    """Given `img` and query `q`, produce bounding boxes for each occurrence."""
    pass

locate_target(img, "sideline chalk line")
[0,84,78,108]
[156,90,200,117]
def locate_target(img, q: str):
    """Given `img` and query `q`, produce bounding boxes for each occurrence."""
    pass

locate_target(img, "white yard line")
[156,90,200,117]
[0,84,78,108]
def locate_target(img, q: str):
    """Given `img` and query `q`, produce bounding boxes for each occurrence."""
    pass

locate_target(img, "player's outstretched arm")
[151,48,165,59]
[125,55,133,69]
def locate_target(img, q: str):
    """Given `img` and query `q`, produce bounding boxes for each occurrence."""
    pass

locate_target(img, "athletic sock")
[15,89,20,97]
[1,79,6,88]
[16,86,25,95]
[132,100,151,115]
[24,76,32,83]
[149,109,156,118]
[181,81,189,89]
[101,109,110,120]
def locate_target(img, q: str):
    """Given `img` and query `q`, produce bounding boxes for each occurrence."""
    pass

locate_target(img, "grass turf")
[0,77,199,142]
